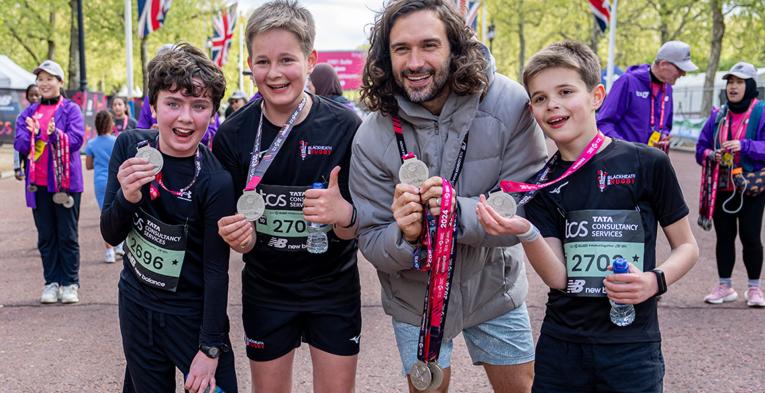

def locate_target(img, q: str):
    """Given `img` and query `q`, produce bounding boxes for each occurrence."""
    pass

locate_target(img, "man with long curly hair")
[349,1,547,392]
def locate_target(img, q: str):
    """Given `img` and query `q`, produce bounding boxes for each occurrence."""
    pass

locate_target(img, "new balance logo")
[349,335,360,345]
[549,181,569,194]
[567,279,585,294]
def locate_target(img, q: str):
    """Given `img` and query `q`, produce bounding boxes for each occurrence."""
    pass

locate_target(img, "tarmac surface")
[0,146,763,393]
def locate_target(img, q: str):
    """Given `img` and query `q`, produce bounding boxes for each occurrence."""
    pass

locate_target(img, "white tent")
[0,55,36,90]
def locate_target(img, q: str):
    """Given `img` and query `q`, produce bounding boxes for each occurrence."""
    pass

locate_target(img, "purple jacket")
[597,64,674,144]
[694,102,765,171]
[136,95,219,147]
[14,99,85,208]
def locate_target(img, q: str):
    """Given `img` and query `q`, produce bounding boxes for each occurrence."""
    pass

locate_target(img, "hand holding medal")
[117,148,162,204]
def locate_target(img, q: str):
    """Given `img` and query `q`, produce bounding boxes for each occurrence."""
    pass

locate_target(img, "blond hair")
[245,0,315,57]
[523,41,601,92]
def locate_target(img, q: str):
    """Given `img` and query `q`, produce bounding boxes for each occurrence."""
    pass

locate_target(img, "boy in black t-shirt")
[101,43,237,393]
[476,41,699,392]
[213,1,361,392]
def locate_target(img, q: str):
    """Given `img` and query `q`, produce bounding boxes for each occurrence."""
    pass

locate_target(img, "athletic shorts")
[242,298,362,362]
[392,303,535,376]
[533,333,664,393]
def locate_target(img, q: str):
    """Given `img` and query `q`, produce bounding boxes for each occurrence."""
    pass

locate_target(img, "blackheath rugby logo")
[299,140,333,160]
[596,170,636,192]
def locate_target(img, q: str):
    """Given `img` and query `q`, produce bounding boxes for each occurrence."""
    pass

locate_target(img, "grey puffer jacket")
[349,71,548,340]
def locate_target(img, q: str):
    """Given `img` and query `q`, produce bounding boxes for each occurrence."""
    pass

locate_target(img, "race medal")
[427,363,444,391]
[410,360,432,391]
[399,158,429,186]
[27,184,38,192]
[63,195,75,209]
[52,192,69,205]
[125,209,187,292]
[136,146,163,175]
[721,152,734,167]
[486,191,517,218]
[237,190,266,221]
[564,209,644,297]
[647,131,661,147]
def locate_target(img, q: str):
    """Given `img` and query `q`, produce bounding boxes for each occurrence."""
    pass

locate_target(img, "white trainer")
[61,284,79,304]
[105,248,116,263]
[114,243,125,256]
[40,283,60,304]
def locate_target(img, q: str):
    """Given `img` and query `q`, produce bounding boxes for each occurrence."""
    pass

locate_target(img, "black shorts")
[242,298,362,361]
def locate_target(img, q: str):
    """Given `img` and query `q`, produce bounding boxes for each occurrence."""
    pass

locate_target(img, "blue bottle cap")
[612,257,629,274]
[312,182,325,189]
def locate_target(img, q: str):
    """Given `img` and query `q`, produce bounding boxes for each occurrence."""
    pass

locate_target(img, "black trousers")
[119,292,238,393]
[713,190,765,280]
[31,190,81,286]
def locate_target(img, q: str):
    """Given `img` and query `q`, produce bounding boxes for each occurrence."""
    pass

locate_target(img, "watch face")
[209,347,220,358]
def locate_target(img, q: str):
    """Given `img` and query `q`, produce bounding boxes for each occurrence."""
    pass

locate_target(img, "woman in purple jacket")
[695,62,765,308]
[14,60,85,305]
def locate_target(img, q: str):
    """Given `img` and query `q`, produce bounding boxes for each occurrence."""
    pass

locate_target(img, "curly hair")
[360,0,488,116]
[147,42,227,113]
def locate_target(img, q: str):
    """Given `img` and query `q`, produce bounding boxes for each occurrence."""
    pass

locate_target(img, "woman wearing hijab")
[696,62,765,307]
[14,60,85,304]
[309,63,358,114]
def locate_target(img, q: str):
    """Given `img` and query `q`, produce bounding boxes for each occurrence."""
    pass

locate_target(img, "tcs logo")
[566,220,589,238]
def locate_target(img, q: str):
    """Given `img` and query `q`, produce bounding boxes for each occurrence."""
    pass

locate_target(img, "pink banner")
[317,51,366,91]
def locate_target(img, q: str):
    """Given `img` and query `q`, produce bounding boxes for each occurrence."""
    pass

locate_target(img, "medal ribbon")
[650,83,668,136]
[244,96,306,191]
[390,116,462,365]
[27,99,63,187]
[500,132,605,194]
[699,149,719,224]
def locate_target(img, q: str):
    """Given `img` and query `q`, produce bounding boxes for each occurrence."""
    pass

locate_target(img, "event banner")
[317,51,366,91]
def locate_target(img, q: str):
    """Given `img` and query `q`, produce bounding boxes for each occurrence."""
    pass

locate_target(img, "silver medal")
[399,159,429,186]
[427,362,444,391]
[410,360,432,391]
[27,184,38,192]
[237,191,266,221]
[486,191,517,218]
[63,195,74,209]
[52,192,69,205]
[136,146,163,175]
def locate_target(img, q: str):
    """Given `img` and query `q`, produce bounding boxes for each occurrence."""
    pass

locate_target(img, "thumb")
[328,166,341,189]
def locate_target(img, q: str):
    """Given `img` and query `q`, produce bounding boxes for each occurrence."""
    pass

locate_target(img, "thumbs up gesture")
[303,166,353,226]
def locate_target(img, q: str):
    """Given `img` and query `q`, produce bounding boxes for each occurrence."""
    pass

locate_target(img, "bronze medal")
[410,360,432,391]
[486,191,517,218]
[237,190,266,221]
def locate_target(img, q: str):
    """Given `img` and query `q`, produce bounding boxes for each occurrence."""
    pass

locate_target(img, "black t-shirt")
[213,94,361,310]
[525,139,688,344]
[101,129,235,347]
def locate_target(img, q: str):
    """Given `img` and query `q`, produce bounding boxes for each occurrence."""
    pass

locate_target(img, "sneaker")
[60,284,79,304]
[40,283,60,304]
[704,285,738,304]
[114,243,125,256]
[745,287,765,307]
[105,248,116,263]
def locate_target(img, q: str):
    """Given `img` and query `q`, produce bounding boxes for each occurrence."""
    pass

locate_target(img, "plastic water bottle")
[609,257,636,327]
[306,182,329,254]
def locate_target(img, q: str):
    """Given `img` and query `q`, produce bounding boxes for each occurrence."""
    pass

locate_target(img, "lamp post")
[487,22,496,53]
[76,0,87,92]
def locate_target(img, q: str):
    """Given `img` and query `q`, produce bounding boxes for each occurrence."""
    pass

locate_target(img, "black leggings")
[713,190,765,280]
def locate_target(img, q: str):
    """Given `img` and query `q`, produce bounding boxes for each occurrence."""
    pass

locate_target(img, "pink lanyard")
[28,100,63,184]
[719,98,757,145]
[650,83,667,134]
[500,132,605,193]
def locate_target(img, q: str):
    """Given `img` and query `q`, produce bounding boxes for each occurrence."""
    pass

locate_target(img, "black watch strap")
[652,268,667,297]
[199,344,222,359]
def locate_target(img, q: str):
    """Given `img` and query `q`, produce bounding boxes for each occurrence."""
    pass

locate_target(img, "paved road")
[0,149,763,393]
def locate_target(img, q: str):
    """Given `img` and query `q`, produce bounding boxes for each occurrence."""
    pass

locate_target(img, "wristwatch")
[199,344,221,359]
[652,269,667,297]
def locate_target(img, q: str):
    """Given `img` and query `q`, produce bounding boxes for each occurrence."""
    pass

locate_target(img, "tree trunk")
[516,0,525,82]
[47,11,56,60]
[701,0,724,117]
[67,0,80,90]
[141,35,149,96]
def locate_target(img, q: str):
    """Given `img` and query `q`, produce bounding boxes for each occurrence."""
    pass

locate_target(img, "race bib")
[125,208,187,292]
[564,209,644,297]
[254,184,329,252]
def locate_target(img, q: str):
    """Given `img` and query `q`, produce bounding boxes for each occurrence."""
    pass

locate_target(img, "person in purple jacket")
[14,60,85,304]
[695,62,765,308]
[597,41,698,149]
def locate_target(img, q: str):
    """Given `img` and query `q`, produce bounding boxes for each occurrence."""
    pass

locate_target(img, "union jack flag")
[209,3,238,68]
[589,0,611,33]
[455,0,480,30]
[137,0,173,38]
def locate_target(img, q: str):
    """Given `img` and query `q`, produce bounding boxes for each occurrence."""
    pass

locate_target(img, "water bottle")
[306,182,329,254]
[184,375,224,393]
[609,257,636,327]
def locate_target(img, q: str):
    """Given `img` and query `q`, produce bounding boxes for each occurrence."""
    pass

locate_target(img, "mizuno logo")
[549,181,569,194]
[349,335,360,344]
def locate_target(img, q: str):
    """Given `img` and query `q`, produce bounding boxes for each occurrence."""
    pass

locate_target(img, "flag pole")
[238,12,244,92]
[124,0,134,108]
[605,0,618,92]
